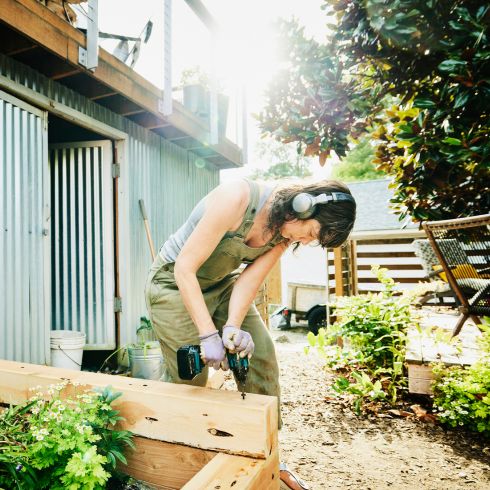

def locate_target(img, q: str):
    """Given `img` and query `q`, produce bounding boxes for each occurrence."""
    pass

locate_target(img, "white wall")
[280,245,328,304]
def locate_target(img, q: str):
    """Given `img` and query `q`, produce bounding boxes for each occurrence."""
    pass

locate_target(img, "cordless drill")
[177,345,249,399]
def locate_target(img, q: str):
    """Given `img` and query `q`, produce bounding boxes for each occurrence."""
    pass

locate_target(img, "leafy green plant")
[333,371,387,415]
[432,318,490,436]
[0,382,134,489]
[308,266,416,411]
[259,1,490,221]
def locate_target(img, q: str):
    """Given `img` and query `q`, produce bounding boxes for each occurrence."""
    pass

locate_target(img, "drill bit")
[226,351,249,400]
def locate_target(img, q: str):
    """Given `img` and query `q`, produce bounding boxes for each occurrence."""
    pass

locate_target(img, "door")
[0,90,50,364]
[49,141,115,349]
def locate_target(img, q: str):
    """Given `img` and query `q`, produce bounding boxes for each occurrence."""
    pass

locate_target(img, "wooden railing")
[327,229,436,298]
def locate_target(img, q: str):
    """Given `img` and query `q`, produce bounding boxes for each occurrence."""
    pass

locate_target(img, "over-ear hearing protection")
[292,192,355,219]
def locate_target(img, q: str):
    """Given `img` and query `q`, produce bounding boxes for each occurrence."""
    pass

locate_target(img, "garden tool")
[176,345,249,399]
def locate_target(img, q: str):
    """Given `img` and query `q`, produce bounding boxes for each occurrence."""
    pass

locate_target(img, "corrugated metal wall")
[0,54,219,357]
[0,90,49,364]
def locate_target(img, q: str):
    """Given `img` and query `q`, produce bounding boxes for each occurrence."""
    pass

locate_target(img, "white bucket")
[50,330,86,371]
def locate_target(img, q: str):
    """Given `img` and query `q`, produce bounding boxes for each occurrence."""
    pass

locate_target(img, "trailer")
[272,282,333,334]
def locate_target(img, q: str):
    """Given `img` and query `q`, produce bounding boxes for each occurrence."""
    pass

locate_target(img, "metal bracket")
[78,0,99,71]
[112,163,120,179]
[114,297,122,313]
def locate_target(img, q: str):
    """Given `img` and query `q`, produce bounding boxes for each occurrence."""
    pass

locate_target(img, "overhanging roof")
[0,0,243,169]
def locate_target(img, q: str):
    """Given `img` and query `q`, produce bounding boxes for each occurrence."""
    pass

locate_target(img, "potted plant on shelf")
[180,66,229,136]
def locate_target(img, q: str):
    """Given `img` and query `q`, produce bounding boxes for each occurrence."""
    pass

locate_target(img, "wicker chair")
[422,214,490,336]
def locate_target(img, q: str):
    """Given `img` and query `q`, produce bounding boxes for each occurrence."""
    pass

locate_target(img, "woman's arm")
[226,241,288,328]
[173,181,249,336]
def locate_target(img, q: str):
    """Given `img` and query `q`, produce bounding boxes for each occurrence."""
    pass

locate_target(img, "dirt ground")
[268,327,490,490]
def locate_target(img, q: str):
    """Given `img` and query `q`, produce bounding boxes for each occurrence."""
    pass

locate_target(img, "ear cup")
[292,193,317,219]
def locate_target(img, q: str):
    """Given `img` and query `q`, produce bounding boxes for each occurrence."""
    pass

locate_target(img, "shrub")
[308,266,417,412]
[432,318,490,436]
[0,383,134,489]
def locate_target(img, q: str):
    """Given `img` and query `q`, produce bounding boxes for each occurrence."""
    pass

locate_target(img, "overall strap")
[233,179,261,239]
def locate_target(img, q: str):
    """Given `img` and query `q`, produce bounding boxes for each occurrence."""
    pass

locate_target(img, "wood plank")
[183,451,280,490]
[265,261,282,307]
[357,264,423,270]
[333,247,344,297]
[407,363,435,395]
[123,436,215,489]
[349,240,358,296]
[0,360,278,459]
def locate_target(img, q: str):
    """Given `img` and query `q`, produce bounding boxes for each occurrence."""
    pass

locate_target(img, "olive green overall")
[145,180,283,413]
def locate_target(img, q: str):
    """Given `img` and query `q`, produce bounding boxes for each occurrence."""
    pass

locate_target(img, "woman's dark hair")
[267,180,356,249]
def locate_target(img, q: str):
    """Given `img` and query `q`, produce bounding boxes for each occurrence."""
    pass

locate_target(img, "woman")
[145,178,355,489]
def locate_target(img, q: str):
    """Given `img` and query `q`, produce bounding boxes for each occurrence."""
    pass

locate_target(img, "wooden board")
[183,452,280,490]
[0,360,278,459]
[405,324,482,366]
[407,363,436,395]
[123,436,215,489]
[406,320,483,394]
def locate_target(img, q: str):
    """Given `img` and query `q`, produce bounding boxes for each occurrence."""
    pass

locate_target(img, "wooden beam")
[90,91,118,101]
[123,436,215,489]
[183,452,280,490]
[333,247,344,297]
[50,68,81,80]
[4,44,38,56]
[129,112,168,130]
[349,240,358,296]
[0,360,278,459]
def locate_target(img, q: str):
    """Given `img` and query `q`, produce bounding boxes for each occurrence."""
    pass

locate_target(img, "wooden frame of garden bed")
[0,360,279,489]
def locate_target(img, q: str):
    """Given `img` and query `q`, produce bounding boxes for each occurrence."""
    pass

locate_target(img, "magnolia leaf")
[442,137,462,146]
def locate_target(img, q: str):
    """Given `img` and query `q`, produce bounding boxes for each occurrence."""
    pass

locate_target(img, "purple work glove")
[199,331,228,370]
[222,326,255,359]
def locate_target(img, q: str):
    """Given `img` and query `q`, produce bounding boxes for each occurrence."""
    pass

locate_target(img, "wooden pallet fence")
[0,360,280,489]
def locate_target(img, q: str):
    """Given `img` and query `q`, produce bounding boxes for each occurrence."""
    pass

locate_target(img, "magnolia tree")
[258,1,490,221]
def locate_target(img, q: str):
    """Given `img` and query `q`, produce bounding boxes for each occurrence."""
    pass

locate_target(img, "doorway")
[48,116,116,350]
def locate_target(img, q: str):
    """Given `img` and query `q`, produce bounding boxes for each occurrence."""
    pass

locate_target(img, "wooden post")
[265,260,282,307]
[349,240,358,296]
[333,247,344,297]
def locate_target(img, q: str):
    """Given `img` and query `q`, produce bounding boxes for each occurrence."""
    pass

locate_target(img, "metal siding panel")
[49,142,115,349]
[0,93,48,364]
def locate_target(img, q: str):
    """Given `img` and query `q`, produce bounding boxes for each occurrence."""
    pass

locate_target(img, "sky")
[78,0,330,178]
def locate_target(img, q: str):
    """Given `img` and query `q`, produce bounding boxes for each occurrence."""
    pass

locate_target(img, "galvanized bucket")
[128,342,163,380]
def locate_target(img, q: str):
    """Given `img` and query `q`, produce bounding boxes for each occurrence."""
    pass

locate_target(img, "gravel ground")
[273,327,490,490]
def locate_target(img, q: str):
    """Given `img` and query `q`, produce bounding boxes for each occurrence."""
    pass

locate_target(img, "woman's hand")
[199,331,227,369]
[222,326,255,359]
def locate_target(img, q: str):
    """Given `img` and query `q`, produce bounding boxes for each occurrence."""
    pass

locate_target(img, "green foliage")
[432,318,490,436]
[308,266,415,412]
[0,383,134,489]
[259,1,490,221]
[331,136,385,182]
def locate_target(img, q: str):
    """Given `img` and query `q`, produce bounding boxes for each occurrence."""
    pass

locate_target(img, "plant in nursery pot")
[180,66,229,136]
[126,317,163,381]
